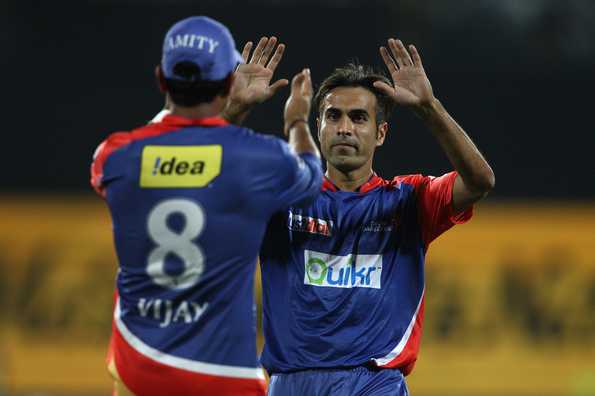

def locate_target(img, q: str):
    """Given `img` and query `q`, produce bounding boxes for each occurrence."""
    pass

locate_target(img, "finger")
[291,70,306,93]
[409,44,424,70]
[379,46,398,74]
[387,39,402,68]
[301,68,312,97]
[268,78,289,95]
[388,38,408,68]
[249,37,268,64]
[395,39,414,66]
[266,43,285,71]
[373,80,396,99]
[259,36,277,66]
[241,41,253,63]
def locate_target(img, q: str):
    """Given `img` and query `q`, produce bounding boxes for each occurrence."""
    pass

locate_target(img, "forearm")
[285,120,320,157]
[421,99,495,193]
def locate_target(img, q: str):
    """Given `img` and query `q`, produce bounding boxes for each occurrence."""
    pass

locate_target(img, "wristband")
[284,118,308,134]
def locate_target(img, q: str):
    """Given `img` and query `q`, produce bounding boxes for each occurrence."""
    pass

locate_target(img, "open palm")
[374,39,435,108]
[230,37,288,106]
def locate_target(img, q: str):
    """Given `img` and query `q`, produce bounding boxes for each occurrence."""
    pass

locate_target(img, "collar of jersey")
[322,173,384,193]
[160,114,230,127]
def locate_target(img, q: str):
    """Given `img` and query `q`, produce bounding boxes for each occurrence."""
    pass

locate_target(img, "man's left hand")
[374,38,436,115]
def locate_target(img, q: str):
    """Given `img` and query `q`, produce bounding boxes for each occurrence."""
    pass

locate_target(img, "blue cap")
[161,16,243,82]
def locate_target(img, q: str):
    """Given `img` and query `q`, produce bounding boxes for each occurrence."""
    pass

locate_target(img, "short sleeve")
[90,132,131,198]
[396,171,473,247]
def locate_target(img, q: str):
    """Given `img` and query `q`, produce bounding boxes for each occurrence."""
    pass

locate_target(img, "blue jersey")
[259,173,472,376]
[91,114,321,396]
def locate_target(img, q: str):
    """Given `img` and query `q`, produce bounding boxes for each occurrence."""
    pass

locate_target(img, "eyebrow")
[348,109,369,118]
[325,107,370,116]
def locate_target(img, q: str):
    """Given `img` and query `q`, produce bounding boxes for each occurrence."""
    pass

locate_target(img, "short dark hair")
[314,63,394,124]
[163,62,231,107]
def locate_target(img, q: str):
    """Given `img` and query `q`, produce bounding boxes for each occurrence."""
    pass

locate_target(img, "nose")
[337,115,353,136]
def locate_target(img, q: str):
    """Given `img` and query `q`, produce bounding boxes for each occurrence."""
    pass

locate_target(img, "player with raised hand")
[153,35,288,124]
[259,38,495,395]
[375,39,494,211]
[91,16,321,396]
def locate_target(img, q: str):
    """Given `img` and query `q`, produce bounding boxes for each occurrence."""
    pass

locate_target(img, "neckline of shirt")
[322,173,385,193]
[160,114,230,127]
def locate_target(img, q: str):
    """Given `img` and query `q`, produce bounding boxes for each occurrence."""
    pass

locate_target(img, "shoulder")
[391,174,428,189]
[93,120,172,160]
[90,131,134,196]
[390,173,453,192]
[91,123,160,190]
[93,131,133,166]
[93,122,162,163]
[390,173,458,196]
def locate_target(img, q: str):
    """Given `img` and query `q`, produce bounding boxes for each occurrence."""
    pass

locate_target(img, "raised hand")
[284,68,313,137]
[230,36,288,108]
[374,39,435,111]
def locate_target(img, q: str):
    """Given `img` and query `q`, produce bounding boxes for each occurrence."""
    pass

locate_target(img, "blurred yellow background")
[1,197,594,396]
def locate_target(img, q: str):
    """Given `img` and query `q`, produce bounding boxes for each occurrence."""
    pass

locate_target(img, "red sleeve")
[395,171,473,248]
[90,132,131,198]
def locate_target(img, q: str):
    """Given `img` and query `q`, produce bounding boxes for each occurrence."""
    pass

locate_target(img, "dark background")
[4,0,595,198]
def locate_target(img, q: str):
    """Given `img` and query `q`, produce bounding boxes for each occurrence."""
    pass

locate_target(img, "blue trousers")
[268,366,409,396]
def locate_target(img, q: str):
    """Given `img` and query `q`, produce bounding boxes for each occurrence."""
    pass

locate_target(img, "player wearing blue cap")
[91,16,321,396]
[259,39,495,395]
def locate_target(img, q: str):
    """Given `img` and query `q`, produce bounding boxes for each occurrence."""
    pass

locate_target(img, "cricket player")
[90,16,321,396]
[259,39,495,395]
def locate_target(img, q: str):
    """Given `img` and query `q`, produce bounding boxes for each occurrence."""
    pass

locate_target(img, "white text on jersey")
[137,298,209,328]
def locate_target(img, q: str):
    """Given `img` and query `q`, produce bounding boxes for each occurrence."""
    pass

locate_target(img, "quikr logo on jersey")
[304,250,382,289]
[140,145,222,188]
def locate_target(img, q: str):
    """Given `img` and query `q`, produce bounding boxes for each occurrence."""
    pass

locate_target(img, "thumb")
[373,80,395,98]
[269,79,289,96]
[291,70,306,93]
[301,68,312,97]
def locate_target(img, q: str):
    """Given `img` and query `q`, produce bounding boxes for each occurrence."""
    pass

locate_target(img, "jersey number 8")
[146,199,205,290]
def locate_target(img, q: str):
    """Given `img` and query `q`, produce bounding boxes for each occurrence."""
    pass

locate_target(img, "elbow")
[475,168,496,195]
[484,168,496,191]
[488,167,496,189]
[489,175,496,191]
[465,167,495,197]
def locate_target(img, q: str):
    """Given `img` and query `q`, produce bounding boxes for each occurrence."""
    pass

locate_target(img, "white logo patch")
[304,250,382,289]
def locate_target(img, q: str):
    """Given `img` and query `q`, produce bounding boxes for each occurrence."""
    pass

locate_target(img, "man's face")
[317,86,387,173]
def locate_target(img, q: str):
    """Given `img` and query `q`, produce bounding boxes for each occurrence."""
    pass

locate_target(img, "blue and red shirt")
[91,114,321,396]
[259,172,472,376]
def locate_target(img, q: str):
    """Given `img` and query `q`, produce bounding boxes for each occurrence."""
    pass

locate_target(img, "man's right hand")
[283,68,319,157]
[283,68,313,137]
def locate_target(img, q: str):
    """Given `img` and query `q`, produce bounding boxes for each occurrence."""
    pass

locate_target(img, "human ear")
[376,122,388,146]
